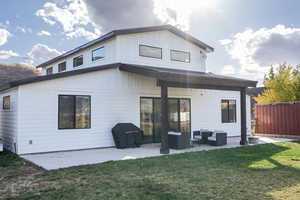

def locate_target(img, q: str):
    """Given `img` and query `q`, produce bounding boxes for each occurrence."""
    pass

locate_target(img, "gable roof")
[36,25,214,68]
[1,63,257,92]
[0,63,40,87]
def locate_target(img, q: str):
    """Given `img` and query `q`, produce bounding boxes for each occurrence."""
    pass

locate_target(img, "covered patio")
[21,136,293,170]
[119,64,257,154]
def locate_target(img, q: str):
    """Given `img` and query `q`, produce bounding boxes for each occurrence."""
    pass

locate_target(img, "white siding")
[116,30,207,71]
[42,38,117,75]
[41,30,207,75]
[0,88,19,153]
[16,69,251,154]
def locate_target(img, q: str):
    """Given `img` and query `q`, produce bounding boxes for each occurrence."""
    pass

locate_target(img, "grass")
[1,142,300,200]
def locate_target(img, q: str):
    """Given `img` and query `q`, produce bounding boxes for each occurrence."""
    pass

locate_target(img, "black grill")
[112,123,142,149]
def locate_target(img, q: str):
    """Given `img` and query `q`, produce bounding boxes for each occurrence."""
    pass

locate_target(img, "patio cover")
[119,63,258,154]
[119,64,257,90]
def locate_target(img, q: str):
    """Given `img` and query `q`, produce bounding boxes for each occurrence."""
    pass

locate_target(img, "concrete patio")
[21,136,294,170]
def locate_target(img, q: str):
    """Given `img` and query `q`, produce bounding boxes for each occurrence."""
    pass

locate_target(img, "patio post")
[240,87,248,145]
[160,81,170,154]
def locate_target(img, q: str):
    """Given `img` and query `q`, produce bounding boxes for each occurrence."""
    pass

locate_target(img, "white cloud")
[222,65,236,75]
[0,28,11,46]
[26,43,61,65]
[0,50,19,59]
[16,26,33,33]
[221,25,300,81]
[37,30,51,36]
[65,27,99,40]
[36,0,100,40]
[152,0,220,31]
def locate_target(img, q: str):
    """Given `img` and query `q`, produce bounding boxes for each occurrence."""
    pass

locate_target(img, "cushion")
[168,132,182,136]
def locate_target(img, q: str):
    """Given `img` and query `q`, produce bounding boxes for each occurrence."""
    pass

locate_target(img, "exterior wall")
[41,30,207,75]
[0,88,19,153]
[16,69,250,154]
[42,38,117,75]
[116,30,207,71]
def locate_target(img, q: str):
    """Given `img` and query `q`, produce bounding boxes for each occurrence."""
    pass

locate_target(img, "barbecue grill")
[112,123,142,149]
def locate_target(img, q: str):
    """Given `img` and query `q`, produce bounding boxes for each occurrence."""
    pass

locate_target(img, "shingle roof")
[1,63,257,92]
[36,25,214,68]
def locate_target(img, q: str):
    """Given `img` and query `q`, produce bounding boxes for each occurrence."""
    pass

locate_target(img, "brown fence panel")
[255,102,300,136]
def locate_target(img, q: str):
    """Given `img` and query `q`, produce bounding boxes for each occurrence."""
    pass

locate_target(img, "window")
[139,45,162,59]
[171,50,190,63]
[92,47,105,61]
[73,55,83,67]
[58,62,66,72]
[221,100,236,123]
[3,96,10,110]
[58,95,91,129]
[46,67,53,75]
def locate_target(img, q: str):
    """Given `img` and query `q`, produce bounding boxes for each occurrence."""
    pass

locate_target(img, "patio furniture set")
[111,123,228,150]
[169,129,227,149]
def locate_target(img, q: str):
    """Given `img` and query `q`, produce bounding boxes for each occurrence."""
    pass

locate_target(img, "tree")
[255,64,300,103]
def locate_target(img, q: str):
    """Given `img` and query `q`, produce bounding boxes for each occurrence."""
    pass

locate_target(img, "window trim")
[73,55,83,68]
[139,44,162,59]
[221,99,237,123]
[170,49,191,63]
[58,61,67,72]
[3,96,10,110]
[92,46,105,61]
[46,67,53,75]
[58,95,91,130]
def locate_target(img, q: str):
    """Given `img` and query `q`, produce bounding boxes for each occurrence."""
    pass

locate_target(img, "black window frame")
[73,55,83,68]
[58,95,91,130]
[170,49,191,63]
[139,44,162,59]
[46,67,53,75]
[58,61,66,72]
[92,47,105,61]
[3,96,10,110]
[221,99,237,123]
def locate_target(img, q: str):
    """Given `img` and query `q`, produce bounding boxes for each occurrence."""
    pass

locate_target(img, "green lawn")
[1,142,300,200]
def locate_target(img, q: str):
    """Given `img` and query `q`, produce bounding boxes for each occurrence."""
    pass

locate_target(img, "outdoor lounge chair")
[168,132,190,149]
[207,131,227,146]
[192,129,213,144]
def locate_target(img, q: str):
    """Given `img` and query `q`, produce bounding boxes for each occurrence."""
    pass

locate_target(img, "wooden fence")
[255,102,300,137]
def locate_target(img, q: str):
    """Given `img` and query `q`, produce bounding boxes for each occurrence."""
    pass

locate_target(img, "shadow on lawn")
[2,142,300,200]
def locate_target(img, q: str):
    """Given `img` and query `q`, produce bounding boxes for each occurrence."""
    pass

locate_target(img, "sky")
[1,0,300,83]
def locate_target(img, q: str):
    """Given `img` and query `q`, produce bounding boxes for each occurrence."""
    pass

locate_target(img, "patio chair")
[168,132,190,149]
[192,129,213,144]
[207,131,227,146]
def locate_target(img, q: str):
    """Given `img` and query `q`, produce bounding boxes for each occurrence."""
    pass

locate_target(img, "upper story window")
[171,50,190,63]
[139,45,162,59]
[46,67,53,75]
[73,55,83,67]
[92,47,105,61]
[3,96,10,110]
[58,62,66,72]
[221,99,236,123]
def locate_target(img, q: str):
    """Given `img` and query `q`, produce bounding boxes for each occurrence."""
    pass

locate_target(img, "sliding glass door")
[140,97,191,143]
[140,98,153,143]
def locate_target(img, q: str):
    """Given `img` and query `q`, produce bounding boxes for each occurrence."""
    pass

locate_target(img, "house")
[0,25,257,155]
